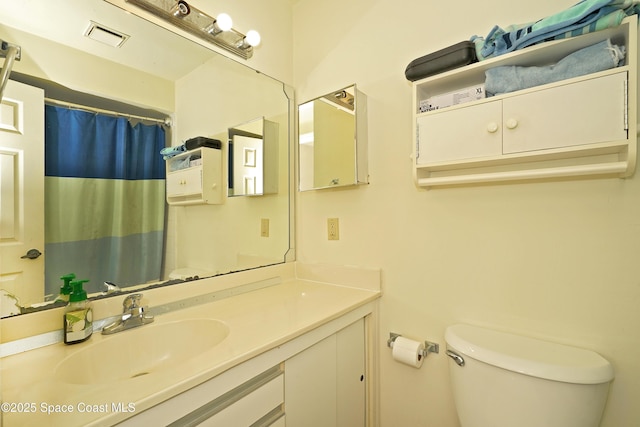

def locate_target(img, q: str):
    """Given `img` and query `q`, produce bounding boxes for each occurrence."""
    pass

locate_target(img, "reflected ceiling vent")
[84,21,129,47]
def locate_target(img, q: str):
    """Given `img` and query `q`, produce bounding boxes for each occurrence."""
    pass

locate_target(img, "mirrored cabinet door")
[228,117,279,197]
[298,84,368,191]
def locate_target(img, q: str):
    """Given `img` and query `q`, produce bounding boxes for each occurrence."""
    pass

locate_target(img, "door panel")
[0,80,44,309]
[503,72,628,154]
[417,100,503,164]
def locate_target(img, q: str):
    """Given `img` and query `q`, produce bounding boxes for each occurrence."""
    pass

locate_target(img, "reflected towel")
[160,144,187,160]
[484,39,624,96]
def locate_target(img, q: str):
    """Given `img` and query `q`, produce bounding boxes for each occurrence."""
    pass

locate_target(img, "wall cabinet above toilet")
[412,16,638,188]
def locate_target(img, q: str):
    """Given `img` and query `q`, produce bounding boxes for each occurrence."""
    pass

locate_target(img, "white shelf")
[166,146,224,205]
[412,15,638,188]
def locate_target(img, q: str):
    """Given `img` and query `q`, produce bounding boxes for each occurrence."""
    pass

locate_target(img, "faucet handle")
[123,293,143,311]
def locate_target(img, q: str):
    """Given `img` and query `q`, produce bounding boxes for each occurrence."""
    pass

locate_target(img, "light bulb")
[216,13,232,32]
[245,30,261,47]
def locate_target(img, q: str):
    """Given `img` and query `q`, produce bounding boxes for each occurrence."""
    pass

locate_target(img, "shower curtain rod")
[45,97,171,126]
[0,40,21,103]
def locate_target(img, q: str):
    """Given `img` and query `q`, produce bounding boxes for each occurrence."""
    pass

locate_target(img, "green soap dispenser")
[63,280,93,345]
[55,273,75,303]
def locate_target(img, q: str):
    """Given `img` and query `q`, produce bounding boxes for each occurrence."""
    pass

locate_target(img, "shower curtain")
[44,105,167,297]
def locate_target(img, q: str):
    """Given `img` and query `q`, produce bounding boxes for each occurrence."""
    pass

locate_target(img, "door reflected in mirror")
[228,117,279,197]
[298,84,368,191]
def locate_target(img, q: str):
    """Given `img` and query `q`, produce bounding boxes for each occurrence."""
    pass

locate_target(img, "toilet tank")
[445,324,614,427]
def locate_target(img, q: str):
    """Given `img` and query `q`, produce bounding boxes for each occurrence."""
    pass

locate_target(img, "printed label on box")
[419,84,485,113]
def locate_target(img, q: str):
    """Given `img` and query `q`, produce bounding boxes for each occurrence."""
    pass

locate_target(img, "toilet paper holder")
[387,333,439,357]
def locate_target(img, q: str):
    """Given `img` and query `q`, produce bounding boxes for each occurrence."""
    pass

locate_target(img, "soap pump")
[63,279,93,345]
[55,273,75,304]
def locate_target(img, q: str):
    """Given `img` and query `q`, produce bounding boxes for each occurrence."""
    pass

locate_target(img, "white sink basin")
[54,318,229,384]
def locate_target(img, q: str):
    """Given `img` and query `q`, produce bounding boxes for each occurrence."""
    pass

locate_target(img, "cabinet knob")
[506,118,519,129]
[486,122,499,133]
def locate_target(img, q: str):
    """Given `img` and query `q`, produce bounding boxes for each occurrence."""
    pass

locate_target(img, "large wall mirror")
[0,0,292,318]
[298,84,368,191]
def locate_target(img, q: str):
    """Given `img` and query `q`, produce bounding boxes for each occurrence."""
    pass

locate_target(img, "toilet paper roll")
[392,336,425,368]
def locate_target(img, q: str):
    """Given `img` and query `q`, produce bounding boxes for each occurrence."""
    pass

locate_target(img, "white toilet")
[445,324,614,427]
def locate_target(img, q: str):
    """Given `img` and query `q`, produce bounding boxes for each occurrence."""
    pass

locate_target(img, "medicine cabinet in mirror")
[298,84,368,191]
[228,117,279,197]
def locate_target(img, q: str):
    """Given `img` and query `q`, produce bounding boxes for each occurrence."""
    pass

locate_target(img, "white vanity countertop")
[0,274,381,426]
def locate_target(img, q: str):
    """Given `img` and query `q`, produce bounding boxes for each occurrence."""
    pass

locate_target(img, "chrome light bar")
[125,0,260,59]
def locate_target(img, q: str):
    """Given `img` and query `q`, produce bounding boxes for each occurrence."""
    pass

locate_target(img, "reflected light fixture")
[125,0,260,59]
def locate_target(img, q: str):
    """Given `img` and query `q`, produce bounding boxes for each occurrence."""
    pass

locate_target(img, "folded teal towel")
[472,0,640,60]
[485,39,624,95]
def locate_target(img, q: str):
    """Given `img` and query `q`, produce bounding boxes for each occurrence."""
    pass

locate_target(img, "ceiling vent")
[84,21,129,47]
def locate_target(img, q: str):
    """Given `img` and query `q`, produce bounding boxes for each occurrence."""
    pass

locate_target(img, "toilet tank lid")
[445,324,614,384]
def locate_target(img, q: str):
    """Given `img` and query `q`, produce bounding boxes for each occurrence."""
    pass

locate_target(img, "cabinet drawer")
[417,100,503,164]
[166,167,202,196]
[199,375,284,426]
[503,71,627,154]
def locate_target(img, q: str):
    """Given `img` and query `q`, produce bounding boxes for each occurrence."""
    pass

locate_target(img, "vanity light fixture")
[237,30,261,50]
[205,13,233,35]
[125,0,260,59]
[170,0,190,17]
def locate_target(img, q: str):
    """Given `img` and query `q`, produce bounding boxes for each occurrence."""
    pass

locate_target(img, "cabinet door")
[284,319,366,427]
[166,167,202,196]
[417,100,502,164]
[285,334,337,427]
[503,72,628,154]
[336,319,366,427]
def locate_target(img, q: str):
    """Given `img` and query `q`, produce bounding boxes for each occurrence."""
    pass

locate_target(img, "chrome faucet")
[102,293,154,335]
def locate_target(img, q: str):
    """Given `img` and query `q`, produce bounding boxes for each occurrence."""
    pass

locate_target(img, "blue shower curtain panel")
[44,105,166,296]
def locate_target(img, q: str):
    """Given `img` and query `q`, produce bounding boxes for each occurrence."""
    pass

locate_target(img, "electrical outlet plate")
[327,218,339,240]
[261,218,269,237]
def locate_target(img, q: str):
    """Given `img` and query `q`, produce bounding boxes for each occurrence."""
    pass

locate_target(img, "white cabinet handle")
[506,118,519,129]
[486,122,499,133]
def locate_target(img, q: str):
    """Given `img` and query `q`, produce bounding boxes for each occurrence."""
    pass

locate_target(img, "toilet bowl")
[445,324,614,427]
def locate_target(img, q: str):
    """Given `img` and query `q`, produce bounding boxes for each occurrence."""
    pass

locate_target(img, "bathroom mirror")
[0,0,292,317]
[228,117,279,197]
[298,84,368,191]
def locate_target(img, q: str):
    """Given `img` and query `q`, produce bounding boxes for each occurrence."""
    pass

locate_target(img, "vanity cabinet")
[413,15,638,187]
[285,319,366,427]
[166,147,223,205]
[115,308,372,427]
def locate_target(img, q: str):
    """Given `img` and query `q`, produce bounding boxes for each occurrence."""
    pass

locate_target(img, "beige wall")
[292,0,640,425]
